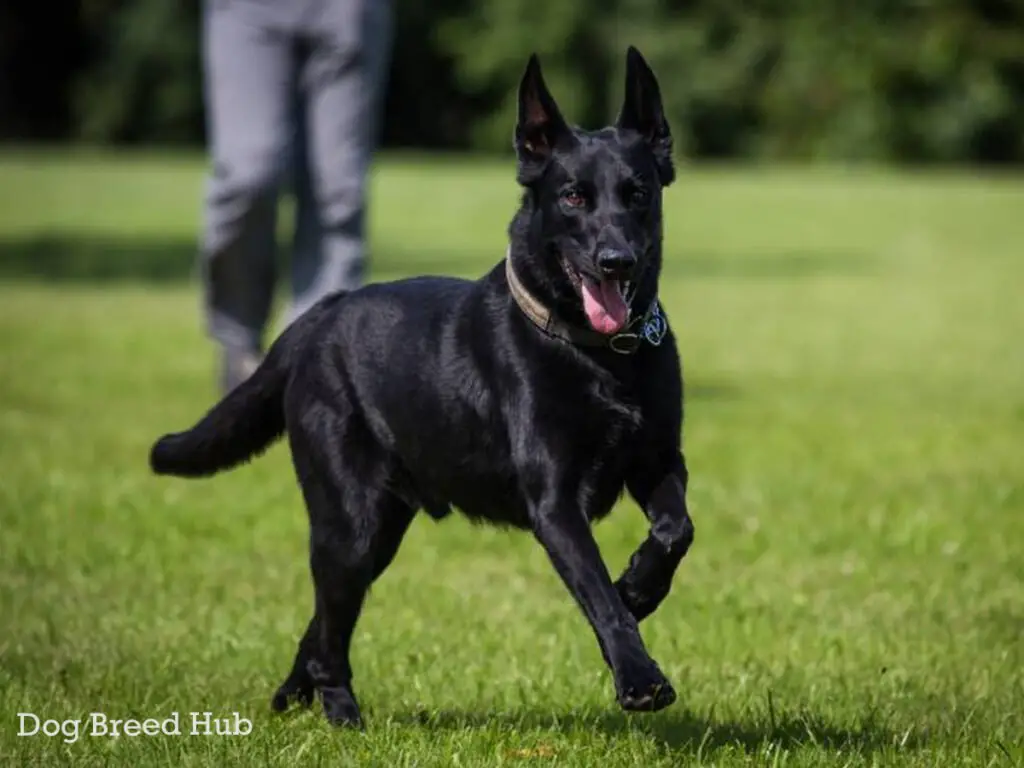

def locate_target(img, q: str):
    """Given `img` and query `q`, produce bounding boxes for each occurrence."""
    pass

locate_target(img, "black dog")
[150,47,694,728]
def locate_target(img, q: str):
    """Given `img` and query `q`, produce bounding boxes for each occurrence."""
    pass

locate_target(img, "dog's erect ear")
[617,46,674,186]
[514,54,571,183]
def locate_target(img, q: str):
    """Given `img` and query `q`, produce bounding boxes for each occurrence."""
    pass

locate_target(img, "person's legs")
[288,94,322,325]
[282,0,393,329]
[199,0,296,390]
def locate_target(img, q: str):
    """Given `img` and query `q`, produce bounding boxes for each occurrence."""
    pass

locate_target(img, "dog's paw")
[270,676,315,713]
[615,560,672,623]
[615,661,676,713]
[615,577,663,623]
[320,685,364,729]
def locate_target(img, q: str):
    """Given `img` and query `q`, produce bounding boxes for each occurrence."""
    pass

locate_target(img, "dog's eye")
[562,188,586,208]
[628,187,650,207]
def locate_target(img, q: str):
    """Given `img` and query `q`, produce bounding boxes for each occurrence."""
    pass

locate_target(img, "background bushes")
[2,0,1022,163]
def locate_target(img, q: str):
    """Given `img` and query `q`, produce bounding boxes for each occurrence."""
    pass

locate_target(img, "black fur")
[150,46,695,728]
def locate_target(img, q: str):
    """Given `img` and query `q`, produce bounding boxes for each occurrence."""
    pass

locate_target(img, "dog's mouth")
[562,259,631,335]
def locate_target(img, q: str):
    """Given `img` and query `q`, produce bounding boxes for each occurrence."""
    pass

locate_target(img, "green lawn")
[0,151,1021,766]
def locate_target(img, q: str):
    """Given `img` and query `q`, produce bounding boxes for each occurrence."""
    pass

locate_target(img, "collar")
[504,254,667,355]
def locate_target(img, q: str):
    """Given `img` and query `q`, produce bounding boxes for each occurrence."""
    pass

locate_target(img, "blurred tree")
[72,0,202,144]
[437,0,617,148]
[0,0,85,140]
[0,0,1021,163]
[379,0,478,148]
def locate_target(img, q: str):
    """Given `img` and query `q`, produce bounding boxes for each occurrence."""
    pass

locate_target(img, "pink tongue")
[581,278,629,334]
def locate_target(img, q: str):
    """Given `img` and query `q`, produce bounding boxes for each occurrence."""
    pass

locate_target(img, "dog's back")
[151,273,477,470]
[286,267,533,522]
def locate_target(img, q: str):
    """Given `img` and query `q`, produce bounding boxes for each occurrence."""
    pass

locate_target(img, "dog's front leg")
[530,498,676,712]
[616,459,694,622]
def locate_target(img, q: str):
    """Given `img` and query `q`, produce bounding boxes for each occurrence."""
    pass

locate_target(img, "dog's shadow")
[384,705,924,757]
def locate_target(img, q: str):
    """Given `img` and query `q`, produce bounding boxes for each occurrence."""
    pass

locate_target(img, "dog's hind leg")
[271,612,319,712]
[271,496,414,718]
[275,403,415,727]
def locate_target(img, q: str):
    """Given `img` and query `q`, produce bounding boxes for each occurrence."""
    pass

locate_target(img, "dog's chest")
[569,370,643,440]
[550,375,644,513]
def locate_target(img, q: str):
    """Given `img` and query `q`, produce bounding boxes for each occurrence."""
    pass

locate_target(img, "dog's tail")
[149,295,342,479]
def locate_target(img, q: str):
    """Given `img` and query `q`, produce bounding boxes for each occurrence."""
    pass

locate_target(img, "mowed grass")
[0,150,1022,767]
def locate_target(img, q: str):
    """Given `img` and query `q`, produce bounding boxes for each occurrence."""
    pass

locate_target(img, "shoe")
[220,347,263,394]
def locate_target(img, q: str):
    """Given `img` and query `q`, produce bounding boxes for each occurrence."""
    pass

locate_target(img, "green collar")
[504,256,667,355]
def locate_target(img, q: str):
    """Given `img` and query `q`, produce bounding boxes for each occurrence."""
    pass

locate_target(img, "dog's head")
[510,46,674,336]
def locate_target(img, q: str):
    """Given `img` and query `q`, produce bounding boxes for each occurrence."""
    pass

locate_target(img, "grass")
[0,150,1022,766]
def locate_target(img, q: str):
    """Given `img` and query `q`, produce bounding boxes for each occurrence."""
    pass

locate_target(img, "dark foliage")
[1,0,1022,163]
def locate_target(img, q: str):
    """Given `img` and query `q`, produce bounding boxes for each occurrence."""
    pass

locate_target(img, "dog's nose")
[596,249,637,277]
